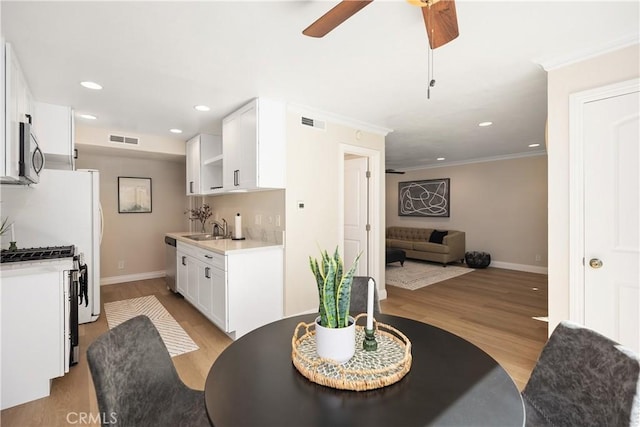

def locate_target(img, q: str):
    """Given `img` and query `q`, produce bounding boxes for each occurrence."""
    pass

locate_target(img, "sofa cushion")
[386,239,414,250]
[386,227,433,241]
[429,230,448,244]
[413,242,450,254]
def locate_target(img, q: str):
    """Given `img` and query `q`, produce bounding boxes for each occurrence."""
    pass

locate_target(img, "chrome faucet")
[211,219,228,237]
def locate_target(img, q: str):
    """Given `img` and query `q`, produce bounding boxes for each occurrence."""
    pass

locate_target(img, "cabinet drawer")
[196,249,225,270]
[177,241,199,258]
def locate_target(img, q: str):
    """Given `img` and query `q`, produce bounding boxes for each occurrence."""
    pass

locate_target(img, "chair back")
[350,276,381,317]
[87,315,198,426]
[522,321,640,426]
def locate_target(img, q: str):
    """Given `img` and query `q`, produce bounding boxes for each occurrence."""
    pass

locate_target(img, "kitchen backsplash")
[189,189,285,245]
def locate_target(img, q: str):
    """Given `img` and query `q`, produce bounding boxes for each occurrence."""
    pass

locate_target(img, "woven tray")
[291,314,412,391]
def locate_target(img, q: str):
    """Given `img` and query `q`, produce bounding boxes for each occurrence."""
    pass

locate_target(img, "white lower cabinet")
[175,240,282,339]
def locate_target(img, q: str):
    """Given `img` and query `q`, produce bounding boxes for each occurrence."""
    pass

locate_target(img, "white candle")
[366,278,374,330]
[10,224,15,242]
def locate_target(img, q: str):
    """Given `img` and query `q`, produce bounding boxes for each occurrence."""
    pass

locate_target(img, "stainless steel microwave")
[18,120,44,184]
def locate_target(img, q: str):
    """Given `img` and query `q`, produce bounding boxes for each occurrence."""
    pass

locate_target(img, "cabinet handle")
[234,170,239,186]
[182,256,187,266]
[205,267,211,279]
[73,148,78,160]
[204,254,213,259]
[189,181,194,193]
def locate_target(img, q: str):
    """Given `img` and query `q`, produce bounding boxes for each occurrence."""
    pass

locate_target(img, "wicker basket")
[291,314,412,391]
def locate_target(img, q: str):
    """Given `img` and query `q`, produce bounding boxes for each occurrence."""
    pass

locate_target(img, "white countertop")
[166,232,283,255]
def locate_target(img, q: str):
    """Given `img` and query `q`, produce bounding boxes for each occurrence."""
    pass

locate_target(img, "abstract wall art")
[398,178,450,217]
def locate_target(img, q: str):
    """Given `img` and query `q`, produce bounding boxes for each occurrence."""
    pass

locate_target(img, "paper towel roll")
[234,213,242,239]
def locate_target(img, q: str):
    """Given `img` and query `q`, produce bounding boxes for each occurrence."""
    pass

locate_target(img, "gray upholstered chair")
[350,276,381,316]
[521,321,640,427]
[86,315,210,427]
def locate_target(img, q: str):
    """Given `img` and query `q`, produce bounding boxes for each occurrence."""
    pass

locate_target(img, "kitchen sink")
[183,234,228,241]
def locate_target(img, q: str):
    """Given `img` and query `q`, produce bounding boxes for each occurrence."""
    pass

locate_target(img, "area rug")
[103,295,198,357]
[386,260,473,290]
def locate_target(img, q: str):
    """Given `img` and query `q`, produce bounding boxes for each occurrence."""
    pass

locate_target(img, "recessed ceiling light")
[169,128,183,134]
[80,81,102,90]
[528,143,541,148]
[194,105,210,112]
[78,113,97,120]
[436,157,446,161]
[478,121,493,127]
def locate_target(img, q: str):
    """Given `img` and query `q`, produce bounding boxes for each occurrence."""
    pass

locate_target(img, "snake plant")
[309,247,361,328]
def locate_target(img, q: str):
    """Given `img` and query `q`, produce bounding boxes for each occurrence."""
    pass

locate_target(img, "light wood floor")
[1,266,547,426]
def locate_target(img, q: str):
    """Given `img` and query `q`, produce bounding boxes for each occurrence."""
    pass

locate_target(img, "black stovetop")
[0,245,75,263]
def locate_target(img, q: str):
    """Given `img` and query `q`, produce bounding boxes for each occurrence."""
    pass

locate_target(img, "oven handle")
[33,145,45,174]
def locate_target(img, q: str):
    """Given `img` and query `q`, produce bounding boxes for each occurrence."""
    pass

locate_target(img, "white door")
[583,88,639,353]
[344,156,369,276]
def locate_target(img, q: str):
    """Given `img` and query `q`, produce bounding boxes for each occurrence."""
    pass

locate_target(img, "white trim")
[288,103,392,137]
[568,78,640,324]
[101,270,166,286]
[537,35,639,71]
[490,261,548,275]
[396,150,546,173]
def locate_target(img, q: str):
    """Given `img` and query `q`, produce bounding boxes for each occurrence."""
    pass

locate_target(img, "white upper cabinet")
[186,134,223,195]
[32,102,74,170]
[222,98,285,191]
[3,42,33,181]
[186,136,201,195]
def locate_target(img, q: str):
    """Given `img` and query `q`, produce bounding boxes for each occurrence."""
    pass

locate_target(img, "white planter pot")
[314,316,356,364]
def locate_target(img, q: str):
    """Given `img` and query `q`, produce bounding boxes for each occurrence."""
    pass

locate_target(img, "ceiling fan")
[302,0,459,50]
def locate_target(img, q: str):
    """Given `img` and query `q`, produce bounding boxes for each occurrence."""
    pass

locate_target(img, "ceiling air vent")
[300,116,326,131]
[109,134,140,145]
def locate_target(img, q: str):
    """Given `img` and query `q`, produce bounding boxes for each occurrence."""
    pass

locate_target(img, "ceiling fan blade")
[303,0,373,38]
[422,0,459,49]
[385,169,406,174]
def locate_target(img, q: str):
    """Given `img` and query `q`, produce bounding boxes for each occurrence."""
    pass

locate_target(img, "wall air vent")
[300,116,326,131]
[109,134,140,145]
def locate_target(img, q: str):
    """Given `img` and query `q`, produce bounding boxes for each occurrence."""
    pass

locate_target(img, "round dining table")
[204,314,525,427]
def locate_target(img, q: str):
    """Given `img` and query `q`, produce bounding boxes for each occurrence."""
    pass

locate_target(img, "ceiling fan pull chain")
[427,44,435,99]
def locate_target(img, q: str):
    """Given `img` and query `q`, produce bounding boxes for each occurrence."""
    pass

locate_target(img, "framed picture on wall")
[398,178,450,217]
[118,177,152,213]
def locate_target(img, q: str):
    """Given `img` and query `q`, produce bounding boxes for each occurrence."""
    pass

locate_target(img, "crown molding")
[536,34,639,71]
[396,150,547,173]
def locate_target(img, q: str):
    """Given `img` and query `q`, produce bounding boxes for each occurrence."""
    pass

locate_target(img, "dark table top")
[205,314,524,427]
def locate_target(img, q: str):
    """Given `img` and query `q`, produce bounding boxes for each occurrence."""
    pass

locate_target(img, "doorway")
[339,144,384,298]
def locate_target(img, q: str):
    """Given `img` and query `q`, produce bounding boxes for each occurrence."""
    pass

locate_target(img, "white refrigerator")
[1,169,101,324]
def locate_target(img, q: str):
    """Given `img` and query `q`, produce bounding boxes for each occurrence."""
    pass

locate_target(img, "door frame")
[338,144,384,299]
[568,77,639,323]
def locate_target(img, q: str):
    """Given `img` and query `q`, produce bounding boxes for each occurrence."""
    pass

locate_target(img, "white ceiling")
[2,1,638,170]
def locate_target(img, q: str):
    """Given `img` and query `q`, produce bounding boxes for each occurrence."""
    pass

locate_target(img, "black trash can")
[465,251,491,268]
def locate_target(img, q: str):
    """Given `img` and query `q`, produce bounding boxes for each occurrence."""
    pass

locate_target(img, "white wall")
[76,125,185,157]
[284,107,387,316]
[547,44,640,333]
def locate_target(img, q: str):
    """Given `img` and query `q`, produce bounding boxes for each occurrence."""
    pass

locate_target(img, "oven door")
[69,265,80,367]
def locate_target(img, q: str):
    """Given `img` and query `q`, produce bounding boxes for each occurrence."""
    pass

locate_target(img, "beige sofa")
[386,226,466,266]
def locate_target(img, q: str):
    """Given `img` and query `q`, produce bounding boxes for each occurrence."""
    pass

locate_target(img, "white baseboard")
[101,270,166,286]
[489,261,548,275]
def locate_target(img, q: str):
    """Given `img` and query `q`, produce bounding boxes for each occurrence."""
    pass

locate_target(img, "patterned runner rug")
[103,295,198,357]
[386,260,473,290]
